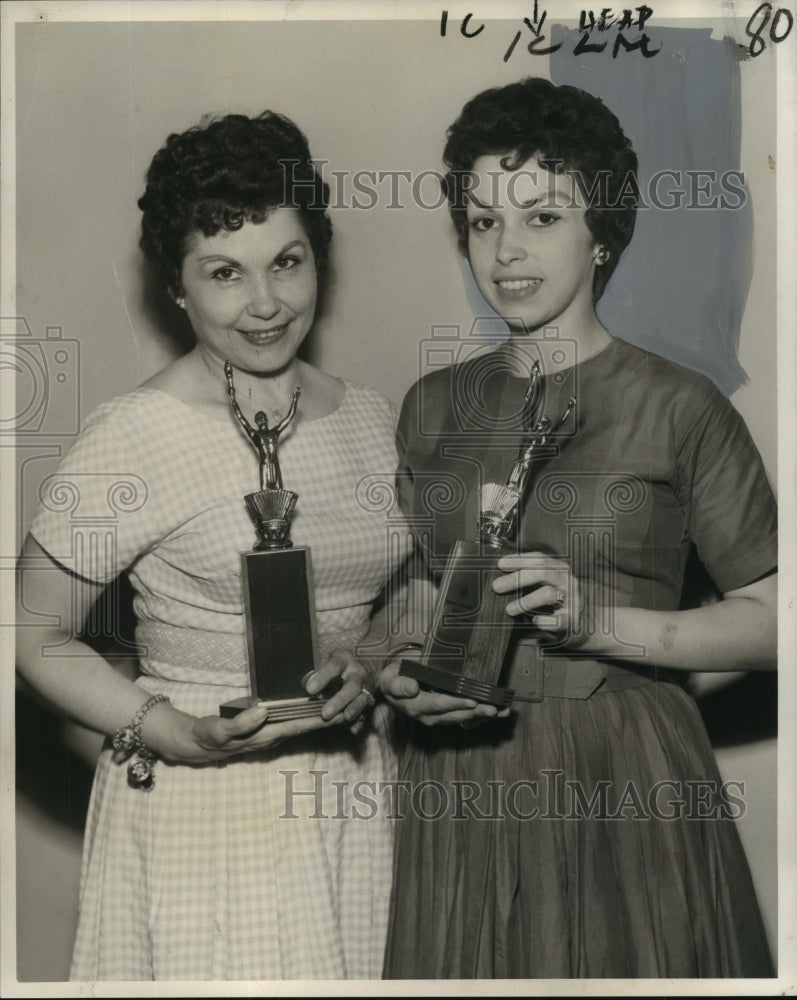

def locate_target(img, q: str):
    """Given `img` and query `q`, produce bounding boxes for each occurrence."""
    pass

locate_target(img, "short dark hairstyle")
[442,77,638,301]
[138,111,332,298]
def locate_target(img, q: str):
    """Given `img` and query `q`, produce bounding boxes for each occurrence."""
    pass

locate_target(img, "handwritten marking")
[745,2,794,57]
[440,5,661,60]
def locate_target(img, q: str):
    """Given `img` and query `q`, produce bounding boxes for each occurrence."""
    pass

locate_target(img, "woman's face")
[179,209,317,374]
[466,154,599,334]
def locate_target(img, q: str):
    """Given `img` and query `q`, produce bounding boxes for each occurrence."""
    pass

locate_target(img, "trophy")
[400,361,576,707]
[220,362,338,722]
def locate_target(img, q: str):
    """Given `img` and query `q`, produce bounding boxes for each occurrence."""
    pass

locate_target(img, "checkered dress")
[31,382,411,982]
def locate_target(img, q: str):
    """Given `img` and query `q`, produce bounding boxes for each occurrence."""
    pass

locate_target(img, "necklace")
[228,367,301,425]
[272,401,290,422]
[247,385,294,422]
[265,382,301,424]
[225,361,301,428]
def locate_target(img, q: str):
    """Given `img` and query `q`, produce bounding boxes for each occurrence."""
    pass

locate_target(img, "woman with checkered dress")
[16,111,409,981]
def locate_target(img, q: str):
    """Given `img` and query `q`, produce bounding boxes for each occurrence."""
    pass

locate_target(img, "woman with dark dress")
[379,77,776,979]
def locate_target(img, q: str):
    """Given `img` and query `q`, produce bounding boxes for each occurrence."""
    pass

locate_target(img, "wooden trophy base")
[220,693,333,722]
[220,545,331,724]
[399,660,514,708]
[398,539,515,709]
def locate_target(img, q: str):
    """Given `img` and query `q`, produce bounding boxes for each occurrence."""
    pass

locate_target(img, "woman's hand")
[189,704,328,757]
[374,574,508,727]
[492,551,594,650]
[304,648,379,735]
[142,701,329,763]
[379,658,510,728]
[494,554,777,672]
[143,649,378,763]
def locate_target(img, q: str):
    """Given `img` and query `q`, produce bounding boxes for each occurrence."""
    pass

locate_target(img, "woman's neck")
[499,319,612,377]
[195,347,304,424]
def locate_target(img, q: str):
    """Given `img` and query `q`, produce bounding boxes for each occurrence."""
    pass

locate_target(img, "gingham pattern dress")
[30,381,411,982]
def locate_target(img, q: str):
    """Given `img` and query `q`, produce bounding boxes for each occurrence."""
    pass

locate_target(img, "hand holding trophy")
[220,361,338,721]
[400,361,575,707]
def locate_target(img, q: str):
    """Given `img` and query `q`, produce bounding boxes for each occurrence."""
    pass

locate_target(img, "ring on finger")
[550,586,566,611]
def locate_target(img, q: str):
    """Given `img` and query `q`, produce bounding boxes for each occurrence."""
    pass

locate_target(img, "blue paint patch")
[550,25,752,395]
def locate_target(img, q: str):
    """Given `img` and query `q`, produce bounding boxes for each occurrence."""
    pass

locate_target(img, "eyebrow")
[468,193,541,211]
[195,239,307,264]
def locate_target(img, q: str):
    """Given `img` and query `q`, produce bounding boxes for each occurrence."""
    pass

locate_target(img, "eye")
[274,254,301,271]
[470,216,498,233]
[531,212,559,227]
[211,266,239,282]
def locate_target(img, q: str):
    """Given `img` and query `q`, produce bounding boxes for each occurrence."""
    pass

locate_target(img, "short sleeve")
[394,380,432,580]
[29,400,162,584]
[393,370,453,518]
[676,383,777,592]
[394,382,417,518]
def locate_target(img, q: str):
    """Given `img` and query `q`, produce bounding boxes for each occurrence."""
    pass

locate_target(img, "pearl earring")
[175,297,186,309]
[594,247,610,265]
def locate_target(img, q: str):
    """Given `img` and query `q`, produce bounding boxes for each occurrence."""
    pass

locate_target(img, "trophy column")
[220,362,336,722]
[400,361,576,707]
[401,537,516,706]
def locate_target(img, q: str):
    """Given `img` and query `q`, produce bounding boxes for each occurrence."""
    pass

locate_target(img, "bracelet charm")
[112,694,170,791]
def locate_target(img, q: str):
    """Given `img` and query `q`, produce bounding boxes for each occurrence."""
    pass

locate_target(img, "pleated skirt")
[382,679,774,979]
[70,675,397,982]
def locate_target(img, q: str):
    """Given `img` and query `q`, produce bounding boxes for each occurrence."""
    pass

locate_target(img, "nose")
[495,226,527,266]
[247,274,280,319]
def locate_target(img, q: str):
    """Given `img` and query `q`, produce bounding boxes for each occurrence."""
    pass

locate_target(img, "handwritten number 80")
[746,2,794,56]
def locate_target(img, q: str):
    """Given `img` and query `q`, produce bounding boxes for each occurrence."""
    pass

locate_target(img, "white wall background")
[8,10,781,983]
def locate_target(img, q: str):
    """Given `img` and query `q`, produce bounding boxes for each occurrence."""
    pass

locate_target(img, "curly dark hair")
[442,77,638,301]
[138,111,332,298]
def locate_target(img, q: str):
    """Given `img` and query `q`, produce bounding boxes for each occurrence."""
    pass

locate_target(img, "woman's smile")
[237,324,290,345]
[467,154,598,336]
[494,277,542,296]
[179,209,317,374]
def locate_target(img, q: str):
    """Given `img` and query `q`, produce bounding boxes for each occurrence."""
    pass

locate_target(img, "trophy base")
[220,676,343,723]
[240,546,321,701]
[399,660,514,708]
[219,694,331,723]
[402,539,516,710]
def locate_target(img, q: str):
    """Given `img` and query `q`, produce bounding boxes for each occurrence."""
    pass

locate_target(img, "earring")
[175,297,186,309]
[593,247,610,265]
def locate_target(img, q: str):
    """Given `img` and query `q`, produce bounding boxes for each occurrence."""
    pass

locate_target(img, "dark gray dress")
[383,337,776,978]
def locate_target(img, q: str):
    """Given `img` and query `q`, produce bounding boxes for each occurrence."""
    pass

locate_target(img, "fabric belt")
[135,621,368,686]
[507,636,668,702]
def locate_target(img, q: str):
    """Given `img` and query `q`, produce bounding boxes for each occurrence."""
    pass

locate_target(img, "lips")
[238,325,288,345]
[496,278,541,291]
